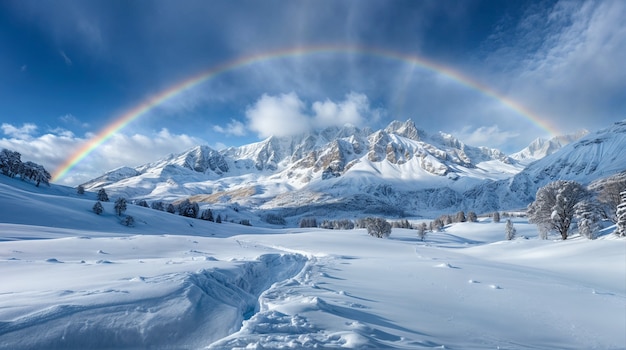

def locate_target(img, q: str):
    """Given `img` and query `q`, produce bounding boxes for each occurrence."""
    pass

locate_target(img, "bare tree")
[365,217,392,238]
[417,222,427,241]
[492,211,501,223]
[597,178,626,223]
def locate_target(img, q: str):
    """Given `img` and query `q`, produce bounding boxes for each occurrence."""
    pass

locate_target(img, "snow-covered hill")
[0,174,624,349]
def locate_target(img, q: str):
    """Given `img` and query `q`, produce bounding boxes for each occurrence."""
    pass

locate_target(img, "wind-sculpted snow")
[0,249,307,349]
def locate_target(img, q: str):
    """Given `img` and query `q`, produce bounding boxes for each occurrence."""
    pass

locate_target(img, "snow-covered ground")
[1,176,625,349]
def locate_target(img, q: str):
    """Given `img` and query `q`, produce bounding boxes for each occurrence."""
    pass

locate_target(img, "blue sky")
[1,0,624,185]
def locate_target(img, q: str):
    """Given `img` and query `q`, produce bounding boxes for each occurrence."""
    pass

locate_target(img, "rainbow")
[52,44,558,182]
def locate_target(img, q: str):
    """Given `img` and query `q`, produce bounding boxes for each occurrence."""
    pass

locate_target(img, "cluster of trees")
[527,179,626,240]
[91,188,234,227]
[0,149,51,187]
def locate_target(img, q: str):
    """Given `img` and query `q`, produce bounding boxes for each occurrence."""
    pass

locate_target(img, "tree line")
[0,148,51,187]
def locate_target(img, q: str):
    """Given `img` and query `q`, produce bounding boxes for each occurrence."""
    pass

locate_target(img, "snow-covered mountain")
[82,120,626,218]
[510,130,588,165]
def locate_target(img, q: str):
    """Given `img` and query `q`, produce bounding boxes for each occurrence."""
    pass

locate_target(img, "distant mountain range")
[82,120,626,218]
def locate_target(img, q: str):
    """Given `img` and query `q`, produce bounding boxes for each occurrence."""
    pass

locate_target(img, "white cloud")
[454,125,520,148]
[213,119,246,136]
[246,92,311,138]
[1,123,38,139]
[246,92,382,138]
[59,50,73,66]
[0,127,205,186]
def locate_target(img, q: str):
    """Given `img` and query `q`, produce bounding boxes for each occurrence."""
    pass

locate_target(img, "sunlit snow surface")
[0,177,625,349]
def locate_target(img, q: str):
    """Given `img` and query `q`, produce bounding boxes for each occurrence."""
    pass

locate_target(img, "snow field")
[0,176,625,349]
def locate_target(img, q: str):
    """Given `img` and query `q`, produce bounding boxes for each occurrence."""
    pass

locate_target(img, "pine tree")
[151,201,165,211]
[137,200,149,207]
[616,191,626,237]
[97,188,109,202]
[505,219,516,240]
[122,215,134,227]
[92,201,104,215]
[201,209,214,221]
[575,199,602,239]
[77,185,85,195]
[216,214,222,223]
[114,197,127,216]
[166,203,176,214]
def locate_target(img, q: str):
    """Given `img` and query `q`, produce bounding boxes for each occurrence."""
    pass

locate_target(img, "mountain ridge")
[82,120,623,218]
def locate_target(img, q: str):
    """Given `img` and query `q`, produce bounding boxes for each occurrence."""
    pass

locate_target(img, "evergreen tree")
[178,199,199,218]
[77,185,85,195]
[114,197,127,216]
[575,200,602,239]
[201,209,214,221]
[166,203,176,214]
[216,214,222,223]
[151,201,165,211]
[97,188,109,202]
[615,191,626,237]
[122,215,134,227]
[137,199,149,207]
[505,219,516,240]
[92,201,104,215]
[467,211,478,222]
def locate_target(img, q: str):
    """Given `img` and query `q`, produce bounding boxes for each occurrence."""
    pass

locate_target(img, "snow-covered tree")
[597,179,626,223]
[178,199,199,218]
[137,200,149,207]
[151,201,165,211]
[492,211,501,223]
[455,211,466,223]
[505,219,516,240]
[299,217,317,228]
[467,211,478,222]
[21,161,51,187]
[97,188,109,202]
[616,191,626,237]
[200,209,214,222]
[527,180,590,240]
[216,214,222,224]
[77,185,85,195]
[575,200,602,239]
[122,215,134,227]
[166,203,176,214]
[0,149,21,177]
[417,222,427,241]
[92,201,104,215]
[365,217,391,238]
[114,197,127,216]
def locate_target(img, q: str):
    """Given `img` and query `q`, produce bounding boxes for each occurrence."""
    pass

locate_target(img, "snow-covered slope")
[465,121,626,212]
[1,175,624,349]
